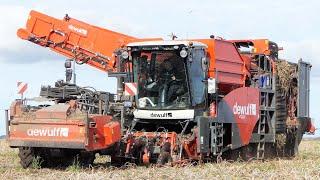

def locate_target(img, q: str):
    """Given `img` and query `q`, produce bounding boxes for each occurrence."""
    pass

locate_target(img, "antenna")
[186,9,193,39]
[168,32,178,40]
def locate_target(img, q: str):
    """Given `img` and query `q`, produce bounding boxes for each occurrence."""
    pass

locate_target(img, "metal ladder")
[255,55,275,160]
[257,108,266,159]
[257,88,275,160]
[211,122,223,156]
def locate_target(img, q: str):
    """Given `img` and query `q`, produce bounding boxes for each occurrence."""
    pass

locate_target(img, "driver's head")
[163,60,173,72]
[141,55,148,60]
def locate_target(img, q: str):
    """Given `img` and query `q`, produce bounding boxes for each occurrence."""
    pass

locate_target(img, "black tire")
[157,151,172,165]
[240,145,256,161]
[284,129,298,157]
[75,152,95,167]
[157,142,172,165]
[18,147,36,168]
[55,150,95,168]
[228,148,243,161]
[110,156,126,167]
[19,147,96,168]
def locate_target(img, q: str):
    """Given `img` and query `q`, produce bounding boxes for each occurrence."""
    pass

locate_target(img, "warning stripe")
[124,83,137,96]
[17,82,28,94]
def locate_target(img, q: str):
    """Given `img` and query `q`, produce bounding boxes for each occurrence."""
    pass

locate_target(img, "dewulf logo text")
[27,128,69,137]
[233,102,257,119]
[150,112,173,118]
[68,25,88,36]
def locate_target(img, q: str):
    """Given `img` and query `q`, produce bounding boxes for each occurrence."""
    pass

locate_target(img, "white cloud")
[280,40,320,62]
[0,5,28,48]
[0,5,61,64]
[279,40,320,77]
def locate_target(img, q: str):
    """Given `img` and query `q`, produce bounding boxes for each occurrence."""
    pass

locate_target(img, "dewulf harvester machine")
[6,10,315,168]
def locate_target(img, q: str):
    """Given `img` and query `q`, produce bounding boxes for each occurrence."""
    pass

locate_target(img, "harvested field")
[1,139,320,179]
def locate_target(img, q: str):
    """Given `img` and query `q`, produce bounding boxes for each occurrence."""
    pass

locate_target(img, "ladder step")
[211,123,224,155]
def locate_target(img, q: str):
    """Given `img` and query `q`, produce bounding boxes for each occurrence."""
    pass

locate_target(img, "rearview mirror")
[201,57,208,71]
[208,78,216,94]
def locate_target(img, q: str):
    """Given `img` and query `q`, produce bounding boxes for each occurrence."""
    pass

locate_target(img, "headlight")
[180,49,188,58]
[121,51,129,59]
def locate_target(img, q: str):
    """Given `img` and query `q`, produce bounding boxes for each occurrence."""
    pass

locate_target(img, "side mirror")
[208,78,216,94]
[201,57,208,71]
[65,59,72,68]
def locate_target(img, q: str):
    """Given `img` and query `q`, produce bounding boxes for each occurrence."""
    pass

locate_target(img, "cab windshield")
[133,50,190,109]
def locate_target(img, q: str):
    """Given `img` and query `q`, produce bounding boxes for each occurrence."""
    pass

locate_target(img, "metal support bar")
[108,72,129,78]
[179,119,191,160]
[120,106,125,133]
[5,110,9,139]
[85,112,89,146]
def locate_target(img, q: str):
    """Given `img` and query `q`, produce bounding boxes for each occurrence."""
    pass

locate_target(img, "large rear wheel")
[18,147,96,168]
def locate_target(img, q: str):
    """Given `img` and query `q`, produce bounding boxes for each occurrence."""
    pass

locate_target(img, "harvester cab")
[106,40,210,136]
[123,41,208,119]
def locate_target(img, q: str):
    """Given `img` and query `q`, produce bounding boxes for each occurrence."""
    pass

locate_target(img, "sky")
[0,0,319,136]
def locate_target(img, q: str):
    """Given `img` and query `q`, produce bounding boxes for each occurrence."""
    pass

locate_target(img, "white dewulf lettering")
[33,129,39,136]
[39,129,47,136]
[27,129,33,136]
[233,102,257,119]
[60,128,69,137]
[68,25,88,36]
[26,128,69,137]
[134,109,194,119]
[150,112,172,118]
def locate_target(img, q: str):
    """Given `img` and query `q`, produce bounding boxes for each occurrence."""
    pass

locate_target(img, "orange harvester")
[7,10,314,168]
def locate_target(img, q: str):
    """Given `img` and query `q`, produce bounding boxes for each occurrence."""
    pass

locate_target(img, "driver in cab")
[158,55,186,103]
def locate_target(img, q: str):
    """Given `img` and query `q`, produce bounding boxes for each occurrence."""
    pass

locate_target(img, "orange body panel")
[195,39,248,93]
[8,101,121,151]
[251,39,270,55]
[9,118,87,149]
[17,10,161,72]
[86,115,121,151]
[103,121,121,146]
[9,100,23,118]
[9,115,121,151]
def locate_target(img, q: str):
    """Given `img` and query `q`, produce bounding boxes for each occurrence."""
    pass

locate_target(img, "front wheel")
[18,147,37,168]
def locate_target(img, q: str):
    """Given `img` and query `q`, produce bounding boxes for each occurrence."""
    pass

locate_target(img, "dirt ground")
[1,139,320,179]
